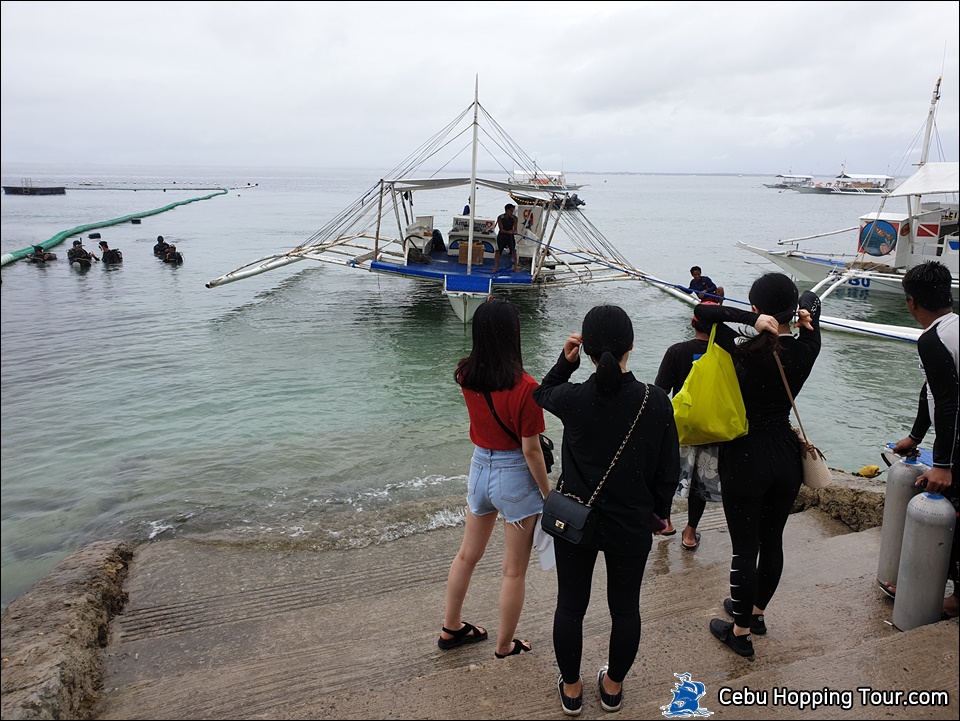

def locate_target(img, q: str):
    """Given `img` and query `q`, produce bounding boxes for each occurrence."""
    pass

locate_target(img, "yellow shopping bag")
[671,324,749,445]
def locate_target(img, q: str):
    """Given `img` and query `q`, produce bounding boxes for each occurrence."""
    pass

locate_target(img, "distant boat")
[506,168,582,191]
[3,178,65,196]
[763,173,813,190]
[795,169,894,195]
[739,77,958,343]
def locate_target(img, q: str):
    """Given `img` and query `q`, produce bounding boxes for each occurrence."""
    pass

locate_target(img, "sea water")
[0,164,925,608]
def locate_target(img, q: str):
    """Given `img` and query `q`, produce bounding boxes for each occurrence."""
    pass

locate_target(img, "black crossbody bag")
[482,391,554,474]
[540,384,649,545]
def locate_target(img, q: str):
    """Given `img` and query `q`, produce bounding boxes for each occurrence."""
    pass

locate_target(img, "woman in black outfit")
[693,272,821,658]
[534,305,679,715]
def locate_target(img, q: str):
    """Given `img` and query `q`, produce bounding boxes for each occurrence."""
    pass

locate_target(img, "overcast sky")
[2,1,958,176]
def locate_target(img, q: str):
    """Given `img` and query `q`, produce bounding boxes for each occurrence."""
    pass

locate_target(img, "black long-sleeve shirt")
[693,291,822,432]
[533,353,679,552]
[908,313,959,472]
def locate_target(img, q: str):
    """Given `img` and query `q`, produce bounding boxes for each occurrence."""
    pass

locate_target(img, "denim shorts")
[467,446,543,523]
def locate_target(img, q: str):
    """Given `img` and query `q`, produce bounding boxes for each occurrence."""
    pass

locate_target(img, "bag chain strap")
[561,383,650,507]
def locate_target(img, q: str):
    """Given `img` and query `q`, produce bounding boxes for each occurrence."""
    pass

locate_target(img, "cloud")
[2,1,957,174]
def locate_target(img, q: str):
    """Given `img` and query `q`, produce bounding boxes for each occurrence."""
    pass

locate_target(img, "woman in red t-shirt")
[438,298,551,659]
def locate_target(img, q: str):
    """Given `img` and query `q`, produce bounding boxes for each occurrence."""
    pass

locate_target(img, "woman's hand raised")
[563,333,583,363]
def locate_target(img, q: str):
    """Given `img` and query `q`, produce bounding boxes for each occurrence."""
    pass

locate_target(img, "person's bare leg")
[494,514,537,655]
[441,508,498,640]
[493,250,501,273]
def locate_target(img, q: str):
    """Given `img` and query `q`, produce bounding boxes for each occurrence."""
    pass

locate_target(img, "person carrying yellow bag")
[692,272,822,659]
[671,323,748,446]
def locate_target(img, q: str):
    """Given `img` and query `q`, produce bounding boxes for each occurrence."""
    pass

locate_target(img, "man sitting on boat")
[689,266,724,304]
[494,203,519,274]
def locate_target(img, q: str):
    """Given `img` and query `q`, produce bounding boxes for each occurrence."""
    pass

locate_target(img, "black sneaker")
[710,618,754,657]
[597,665,623,712]
[557,674,583,716]
[723,597,767,635]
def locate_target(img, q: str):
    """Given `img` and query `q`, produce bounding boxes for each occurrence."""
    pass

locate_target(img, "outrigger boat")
[795,170,895,195]
[739,77,959,342]
[763,173,813,190]
[206,84,641,322]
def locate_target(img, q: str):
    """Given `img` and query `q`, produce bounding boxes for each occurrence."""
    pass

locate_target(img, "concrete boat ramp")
[2,473,957,720]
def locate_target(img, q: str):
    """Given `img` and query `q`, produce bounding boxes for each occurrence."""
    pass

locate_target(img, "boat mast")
[466,77,480,274]
[919,76,941,167]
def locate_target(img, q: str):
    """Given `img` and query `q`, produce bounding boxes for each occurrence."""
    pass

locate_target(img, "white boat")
[506,168,582,191]
[206,85,644,322]
[795,170,895,195]
[739,77,959,343]
[763,173,813,190]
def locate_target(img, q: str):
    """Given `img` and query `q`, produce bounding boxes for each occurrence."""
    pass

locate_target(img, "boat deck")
[369,245,534,287]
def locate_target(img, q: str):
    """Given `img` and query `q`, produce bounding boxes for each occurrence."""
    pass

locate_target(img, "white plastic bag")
[533,521,556,571]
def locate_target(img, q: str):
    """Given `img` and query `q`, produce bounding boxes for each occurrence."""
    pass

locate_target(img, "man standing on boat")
[689,266,724,304]
[494,204,520,274]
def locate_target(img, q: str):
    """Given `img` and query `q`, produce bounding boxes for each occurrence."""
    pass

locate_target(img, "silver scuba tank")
[892,492,956,631]
[876,457,928,591]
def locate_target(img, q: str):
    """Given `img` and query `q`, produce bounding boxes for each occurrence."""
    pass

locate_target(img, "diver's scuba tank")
[892,492,956,631]
[877,457,928,592]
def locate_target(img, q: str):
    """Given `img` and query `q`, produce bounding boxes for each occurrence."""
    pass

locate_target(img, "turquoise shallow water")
[0,164,928,607]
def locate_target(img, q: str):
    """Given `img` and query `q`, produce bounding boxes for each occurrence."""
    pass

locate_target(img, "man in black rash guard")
[654,305,721,550]
[891,260,959,619]
[694,273,821,658]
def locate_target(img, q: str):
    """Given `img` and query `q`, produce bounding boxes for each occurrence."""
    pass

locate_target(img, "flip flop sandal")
[438,621,488,650]
[681,532,701,550]
[494,638,532,658]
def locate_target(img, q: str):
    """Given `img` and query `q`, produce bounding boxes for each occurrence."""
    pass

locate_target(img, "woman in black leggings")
[694,273,821,658]
[534,305,679,714]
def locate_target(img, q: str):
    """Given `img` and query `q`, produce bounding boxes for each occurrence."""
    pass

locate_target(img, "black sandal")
[438,621,488,650]
[494,638,531,658]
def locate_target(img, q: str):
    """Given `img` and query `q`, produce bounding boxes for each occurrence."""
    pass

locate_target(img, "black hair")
[738,272,799,357]
[690,266,701,274]
[581,305,634,395]
[455,298,524,392]
[902,261,954,311]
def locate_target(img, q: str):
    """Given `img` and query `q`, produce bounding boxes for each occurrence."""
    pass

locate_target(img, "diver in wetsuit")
[163,245,183,264]
[99,240,123,263]
[154,236,171,257]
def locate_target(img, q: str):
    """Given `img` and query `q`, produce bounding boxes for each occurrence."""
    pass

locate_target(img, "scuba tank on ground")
[877,456,928,592]
[892,492,956,632]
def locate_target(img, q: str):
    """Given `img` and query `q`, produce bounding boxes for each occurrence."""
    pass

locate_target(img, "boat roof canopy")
[387,177,569,194]
[887,162,960,197]
[777,174,813,179]
[836,173,894,180]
